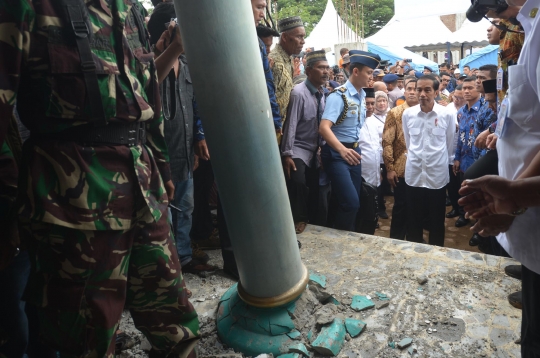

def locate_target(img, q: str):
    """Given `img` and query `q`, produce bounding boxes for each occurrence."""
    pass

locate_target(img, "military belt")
[341,142,359,149]
[34,122,147,147]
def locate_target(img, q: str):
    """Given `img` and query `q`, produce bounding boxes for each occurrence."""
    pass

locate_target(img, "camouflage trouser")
[22,209,200,358]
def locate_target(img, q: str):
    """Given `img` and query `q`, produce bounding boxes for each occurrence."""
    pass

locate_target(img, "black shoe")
[455,216,470,227]
[508,291,522,310]
[446,197,452,206]
[504,265,522,280]
[297,240,302,249]
[469,233,481,247]
[378,211,389,219]
[446,209,460,218]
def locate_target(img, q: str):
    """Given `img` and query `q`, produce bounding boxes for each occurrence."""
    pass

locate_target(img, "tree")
[275,0,393,38]
[275,0,327,37]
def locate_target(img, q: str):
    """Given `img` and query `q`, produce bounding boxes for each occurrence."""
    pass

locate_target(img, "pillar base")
[216,283,308,357]
[237,264,309,308]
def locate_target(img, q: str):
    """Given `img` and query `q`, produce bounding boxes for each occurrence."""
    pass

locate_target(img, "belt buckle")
[127,128,137,147]
[353,142,358,149]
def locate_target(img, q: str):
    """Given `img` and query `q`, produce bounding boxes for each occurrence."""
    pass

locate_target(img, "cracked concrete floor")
[119,225,522,358]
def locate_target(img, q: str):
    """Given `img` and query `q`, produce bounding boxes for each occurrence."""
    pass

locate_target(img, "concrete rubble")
[119,225,522,357]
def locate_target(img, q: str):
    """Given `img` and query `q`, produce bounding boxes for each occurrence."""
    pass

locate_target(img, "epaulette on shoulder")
[330,86,347,94]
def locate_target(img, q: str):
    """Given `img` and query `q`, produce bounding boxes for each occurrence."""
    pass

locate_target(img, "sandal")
[295,222,307,234]
[182,259,217,275]
[115,332,140,354]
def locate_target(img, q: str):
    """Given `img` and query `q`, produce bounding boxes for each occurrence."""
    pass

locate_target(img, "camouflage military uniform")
[0,0,199,357]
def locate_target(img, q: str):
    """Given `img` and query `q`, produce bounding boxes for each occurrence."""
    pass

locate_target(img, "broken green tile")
[344,318,366,338]
[277,354,300,358]
[397,337,413,349]
[312,318,346,356]
[417,287,424,292]
[388,341,396,349]
[327,296,340,305]
[408,346,414,355]
[350,295,375,311]
[286,329,301,340]
[289,342,309,357]
[309,272,327,288]
[307,329,314,342]
[375,292,389,301]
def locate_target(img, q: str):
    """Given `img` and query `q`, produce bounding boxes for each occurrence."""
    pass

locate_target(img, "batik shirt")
[455,99,482,173]
[0,0,170,230]
[472,99,496,160]
[269,43,294,139]
[498,20,525,103]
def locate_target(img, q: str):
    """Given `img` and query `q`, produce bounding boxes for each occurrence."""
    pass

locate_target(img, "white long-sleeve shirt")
[497,0,540,275]
[402,103,455,189]
[359,116,381,187]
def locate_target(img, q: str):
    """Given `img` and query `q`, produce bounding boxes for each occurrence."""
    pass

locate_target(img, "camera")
[332,65,340,75]
[466,0,508,22]
[403,59,412,63]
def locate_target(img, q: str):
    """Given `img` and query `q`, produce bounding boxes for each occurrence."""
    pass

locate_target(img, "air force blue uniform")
[320,50,381,231]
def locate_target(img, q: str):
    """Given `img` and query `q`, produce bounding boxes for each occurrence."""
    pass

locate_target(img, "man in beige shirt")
[382,76,418,240]
[269,16,305,143]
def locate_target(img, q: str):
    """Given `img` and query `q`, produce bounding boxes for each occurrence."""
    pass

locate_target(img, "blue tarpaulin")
[367,42,439,73]
[459,45,499,72]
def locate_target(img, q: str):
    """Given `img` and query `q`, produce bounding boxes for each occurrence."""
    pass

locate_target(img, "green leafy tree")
[275,0,393,38]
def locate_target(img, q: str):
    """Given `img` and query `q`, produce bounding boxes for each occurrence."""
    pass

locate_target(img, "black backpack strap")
[64,0,107,126]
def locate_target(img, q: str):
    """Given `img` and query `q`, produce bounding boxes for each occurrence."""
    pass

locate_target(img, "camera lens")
[466,5,486,22]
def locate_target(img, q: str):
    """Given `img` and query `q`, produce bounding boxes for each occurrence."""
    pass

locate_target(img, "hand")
[453,161,460,176]
[486,133,498,150]
[387,170,399,188]
[486,6,521,20]
[164,180,175,202]
[269,58,275,68]
[276,128,283,136]
[282,156,296,179]
[195,139,210,161]
[437,100,449,106]
[193,154,200,171]
[474,129,490,149]
[471,214,515,237]
[168,21,184,53]
[458,175,521,219]
[339,148,361,165]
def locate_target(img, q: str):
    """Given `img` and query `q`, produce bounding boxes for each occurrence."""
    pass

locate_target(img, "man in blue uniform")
[319,50,381,231]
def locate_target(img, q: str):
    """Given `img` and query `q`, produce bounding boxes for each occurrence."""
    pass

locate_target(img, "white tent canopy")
[394,0,471,20]
[304,0,359,51]
[366,15,453,48]
[450,18,491,46]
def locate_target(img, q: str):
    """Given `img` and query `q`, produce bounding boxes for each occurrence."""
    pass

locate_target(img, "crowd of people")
[1,0,539,357]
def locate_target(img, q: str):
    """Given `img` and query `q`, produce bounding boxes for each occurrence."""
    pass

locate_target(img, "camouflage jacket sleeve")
[0,1,33,222]
[0,0,30,136]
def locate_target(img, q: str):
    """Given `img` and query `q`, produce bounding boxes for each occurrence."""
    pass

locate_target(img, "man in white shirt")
[402,75,455,247]
[459,1,540,356]
[445,85,464,220]
[359,88,380,187]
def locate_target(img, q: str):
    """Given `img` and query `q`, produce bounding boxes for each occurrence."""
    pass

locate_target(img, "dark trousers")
[389,178,407,240]
[0,251,30,358]
[377,165,387,212]
[463,150,509,257]
[190,160,215,241]
[463,149,499,180]
[317,182,332,227]
[321,145,362,231]
[217,196,237,275]
[405,184,446,247]
[286,158,319,224]
[522,265,540,358]
[447,164,460,212]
